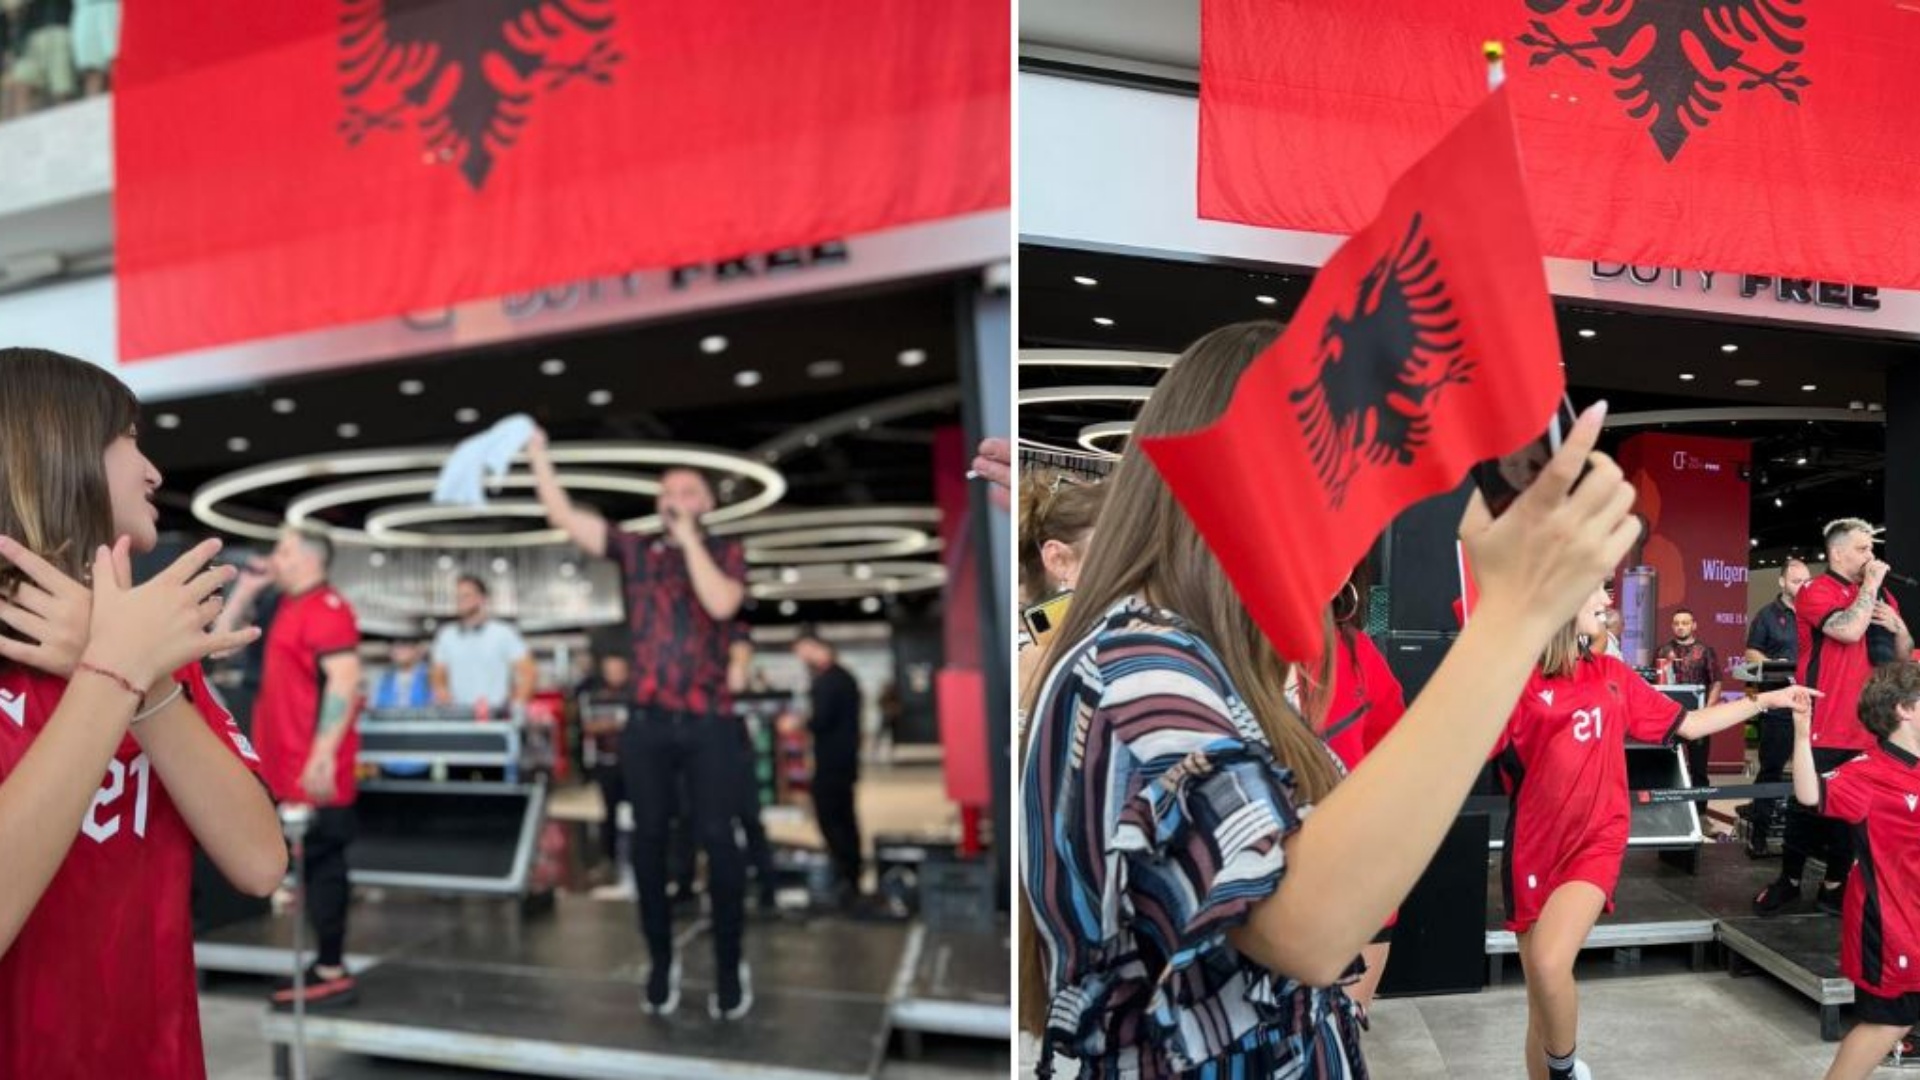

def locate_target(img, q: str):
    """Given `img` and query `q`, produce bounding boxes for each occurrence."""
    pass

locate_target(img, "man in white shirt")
[431,574,535,713]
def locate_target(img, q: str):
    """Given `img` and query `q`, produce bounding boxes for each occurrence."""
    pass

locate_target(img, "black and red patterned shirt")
[608,532,748,717]
[1656,638,1719,689]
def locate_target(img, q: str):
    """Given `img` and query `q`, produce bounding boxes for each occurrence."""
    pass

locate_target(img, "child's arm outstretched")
[1791,695,1820,809]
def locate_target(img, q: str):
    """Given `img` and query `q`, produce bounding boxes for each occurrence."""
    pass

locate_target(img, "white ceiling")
[1019,0,1200,69]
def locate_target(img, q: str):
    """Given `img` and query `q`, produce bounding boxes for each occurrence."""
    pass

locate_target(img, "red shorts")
[1503,842,1624,934]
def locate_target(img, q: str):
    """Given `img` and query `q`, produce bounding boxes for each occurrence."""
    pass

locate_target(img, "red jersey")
[1492,654,1684,932]
[1320,630,1407,770]
[1820,740,1920,996]
[254,585,361,806]
[0,661,260,1078]
[1799,573,1902,752]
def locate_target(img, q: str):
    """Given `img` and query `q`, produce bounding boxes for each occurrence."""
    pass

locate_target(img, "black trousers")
[1782,746,1859,888]
[301,806,356,969]
[813,764,861,893]
[1683,736,1710,789]
[622,711,746,968]
[1747,712,1795,838]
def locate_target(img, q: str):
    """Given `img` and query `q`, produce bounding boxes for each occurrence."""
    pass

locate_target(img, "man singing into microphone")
[1756,519,1913,917]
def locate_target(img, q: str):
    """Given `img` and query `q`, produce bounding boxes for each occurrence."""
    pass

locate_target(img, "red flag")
[114,2,1009,361]
[1144,89,1561,667]
[1201,1,1920,288]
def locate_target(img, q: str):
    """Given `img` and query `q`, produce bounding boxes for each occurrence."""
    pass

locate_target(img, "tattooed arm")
[1822,564,1888,645]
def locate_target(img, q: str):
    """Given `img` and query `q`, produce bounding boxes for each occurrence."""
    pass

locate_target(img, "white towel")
[433,413,537,508]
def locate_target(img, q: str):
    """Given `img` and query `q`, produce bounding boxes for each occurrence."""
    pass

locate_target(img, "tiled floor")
[1021,962,1917,1078]
[200,989,1007,1079]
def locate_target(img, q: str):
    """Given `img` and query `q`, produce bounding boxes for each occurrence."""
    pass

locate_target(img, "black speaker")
[1378,811,1491,998]
[1377,631,1456,701]
[1379,480,1474,634]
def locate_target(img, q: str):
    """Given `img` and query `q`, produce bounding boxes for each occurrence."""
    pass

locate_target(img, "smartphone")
[1469,395,1582,516]
[1022,591,1074,648]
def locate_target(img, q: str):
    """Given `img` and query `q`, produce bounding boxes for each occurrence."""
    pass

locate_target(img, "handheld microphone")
[1887,571,1919,589]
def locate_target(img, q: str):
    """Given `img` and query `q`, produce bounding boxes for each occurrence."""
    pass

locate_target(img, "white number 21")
[83,753,152,844]
[1572,708,1605,744]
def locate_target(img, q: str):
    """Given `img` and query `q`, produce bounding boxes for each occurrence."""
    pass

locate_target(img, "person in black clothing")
[793,627,863,904]
[1741,558,1812,857]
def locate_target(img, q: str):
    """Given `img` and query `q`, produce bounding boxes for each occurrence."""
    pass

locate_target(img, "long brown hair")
[1540,618,1588,679]
[1018,321,1338,1035]
[0,348,142,596]
[1017,471,1105,605]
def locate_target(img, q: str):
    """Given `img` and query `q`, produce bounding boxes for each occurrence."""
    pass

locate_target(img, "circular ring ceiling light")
[747,560,946,601]
[1075,420,1135,458]
[191,443,785,547]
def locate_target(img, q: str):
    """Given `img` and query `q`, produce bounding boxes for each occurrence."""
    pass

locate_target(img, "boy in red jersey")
[1796,661,1920,1077]
[1495,585,1815,1080]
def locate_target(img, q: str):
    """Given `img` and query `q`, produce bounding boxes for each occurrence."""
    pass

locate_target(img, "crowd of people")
[0,0,117,120]
[1017,321,1916,1080]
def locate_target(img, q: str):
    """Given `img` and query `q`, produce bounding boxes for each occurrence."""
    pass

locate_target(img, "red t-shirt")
[1798,573,1902,752]
[254,585,361,805]
[609,534,748,716]
[1820,741,1920,995]
[1492,654,1684,928]
[0,661,261,1078]
[1319,630,1407,770]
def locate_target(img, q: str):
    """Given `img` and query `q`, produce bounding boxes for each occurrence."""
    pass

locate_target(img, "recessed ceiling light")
[860,596,882,614]
[1750,538,1759,547]
[400,379,425,396]
[226,436,249,453]
[778,600,799,617]
[1801,384,1817,392]
[852,563,873,580]
[271,398,296,414]
[1072,275,1098,287]
[155,413,181,429]
[780,567,800,584]
[1735,378,1761,387]
[734,370,762,388]
[1679,373,1696,381]
[455,407,480,423]
[436,554,455,570]
[491,557,510,574]
[337,423,360,439]
[1775,497,1785,508]
[540,358,567,376]
[1255,294,1278,306]
[368,551,387,568]
[1721,343,1739,354]
[1577,328,1597,339]
[806,359,844,379]
[897,348,927,368]
[1093,317,1115,327]
[700,335,729,355]
[1795,456,1809,466]
[587,389,613,406]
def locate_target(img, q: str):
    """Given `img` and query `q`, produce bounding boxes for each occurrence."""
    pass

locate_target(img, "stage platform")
[1482,842,1856,1040]
[210,893,1004,1078]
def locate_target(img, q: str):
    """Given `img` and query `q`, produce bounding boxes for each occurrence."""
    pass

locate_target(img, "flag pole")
[1483,40,1506,91]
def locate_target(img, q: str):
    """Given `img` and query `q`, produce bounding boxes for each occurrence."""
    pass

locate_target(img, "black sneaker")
[642,957,682,1016]
[270,964,358,1010]
[1753,879,1799,916]
[1818,882,1846,917]
[711,960,753,1021]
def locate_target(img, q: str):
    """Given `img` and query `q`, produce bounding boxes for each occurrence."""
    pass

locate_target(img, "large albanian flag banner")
[1201,1,1920,289]
[1144,89,1563,668]
[114,1,1010,360]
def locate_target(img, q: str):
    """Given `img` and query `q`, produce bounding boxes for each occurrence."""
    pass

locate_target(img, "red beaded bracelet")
[76,661,144,703]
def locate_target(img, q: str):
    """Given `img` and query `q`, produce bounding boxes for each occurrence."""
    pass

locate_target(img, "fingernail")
[1588,399,1609,423]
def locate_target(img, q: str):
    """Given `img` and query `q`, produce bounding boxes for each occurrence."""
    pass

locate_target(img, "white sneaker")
[1571,1061,1593,1080]
[642,958,682,1017]
[709,961,753,1021]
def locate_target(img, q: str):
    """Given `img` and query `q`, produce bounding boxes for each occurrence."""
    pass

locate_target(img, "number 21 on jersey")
[1572,707,1604,743]
[84,753,152,843]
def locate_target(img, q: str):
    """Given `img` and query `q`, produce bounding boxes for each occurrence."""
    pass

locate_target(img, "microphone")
[1888,571,1919,589]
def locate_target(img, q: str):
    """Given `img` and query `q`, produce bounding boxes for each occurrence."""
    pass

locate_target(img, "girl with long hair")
[1494,586,1813,1080]
[1020,321,1642,1078]
[0,347,283,1076]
